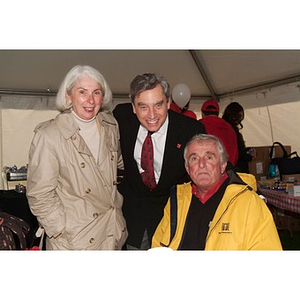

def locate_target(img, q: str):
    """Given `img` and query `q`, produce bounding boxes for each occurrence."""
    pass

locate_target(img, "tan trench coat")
[26,111,127,250]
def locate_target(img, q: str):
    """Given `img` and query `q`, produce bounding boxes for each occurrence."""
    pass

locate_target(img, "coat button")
[80,162,85,168]
[113,180,117,185]
[111,155,114,161]
[85,188,91,194]
[72,136,77,141]
[93,213,99,219]
[89,238,95,244]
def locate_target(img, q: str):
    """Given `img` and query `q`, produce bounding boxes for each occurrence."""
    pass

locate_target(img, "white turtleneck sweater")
[71,110,100,161]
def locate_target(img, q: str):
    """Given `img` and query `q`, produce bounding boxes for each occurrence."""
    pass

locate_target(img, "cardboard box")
[287,185,300,196]
[248,145,291,181]
[282,174,300,182]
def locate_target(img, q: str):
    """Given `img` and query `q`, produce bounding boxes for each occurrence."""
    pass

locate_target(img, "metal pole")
[189,50,219,102]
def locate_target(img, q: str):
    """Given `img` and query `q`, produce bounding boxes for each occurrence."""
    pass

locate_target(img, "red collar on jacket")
[192,173,229,204]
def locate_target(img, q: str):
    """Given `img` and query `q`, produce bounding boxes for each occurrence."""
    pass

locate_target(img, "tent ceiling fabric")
[1,49,300,102]
[1,50,300,175]
[194,50,300,96]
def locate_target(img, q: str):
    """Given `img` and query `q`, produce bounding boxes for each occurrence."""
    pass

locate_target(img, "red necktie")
[141,132,156,190]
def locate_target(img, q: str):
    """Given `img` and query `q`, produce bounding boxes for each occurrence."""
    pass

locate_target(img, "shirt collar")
[192,173,229,204]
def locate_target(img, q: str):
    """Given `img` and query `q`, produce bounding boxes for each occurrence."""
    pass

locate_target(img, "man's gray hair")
[184,134,229,164]
[129,73,170,102]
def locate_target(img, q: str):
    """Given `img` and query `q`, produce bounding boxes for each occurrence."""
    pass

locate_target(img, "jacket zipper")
[205,186,251,244]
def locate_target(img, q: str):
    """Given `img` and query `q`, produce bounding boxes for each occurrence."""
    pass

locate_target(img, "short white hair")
[56,65,113,112]
[184,134,229,164]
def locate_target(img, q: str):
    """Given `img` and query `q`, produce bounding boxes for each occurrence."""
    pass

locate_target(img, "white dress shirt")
[134,116,169,184]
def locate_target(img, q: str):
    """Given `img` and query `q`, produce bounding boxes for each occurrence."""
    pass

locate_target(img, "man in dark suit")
[113,73,206,250]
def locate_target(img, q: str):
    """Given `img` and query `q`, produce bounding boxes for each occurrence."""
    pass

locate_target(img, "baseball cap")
[201,99,219,113]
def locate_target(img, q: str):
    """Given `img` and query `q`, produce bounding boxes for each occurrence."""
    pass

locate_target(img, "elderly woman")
[27,65,127,250]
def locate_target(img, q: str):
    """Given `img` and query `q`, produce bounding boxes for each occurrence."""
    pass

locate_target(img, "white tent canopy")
[1,50,300,101]
[1,50,300,188]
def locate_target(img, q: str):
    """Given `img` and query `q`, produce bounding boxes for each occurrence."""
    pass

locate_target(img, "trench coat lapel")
[56,111,93,156]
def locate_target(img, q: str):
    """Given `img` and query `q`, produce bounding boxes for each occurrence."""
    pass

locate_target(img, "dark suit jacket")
[113,103,206,247]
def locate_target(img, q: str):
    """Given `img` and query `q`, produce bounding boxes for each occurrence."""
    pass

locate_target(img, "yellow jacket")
[152,172,282,250]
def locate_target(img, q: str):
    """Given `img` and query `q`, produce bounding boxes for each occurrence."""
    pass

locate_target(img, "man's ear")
[167,97,171,109]
[185,163,190,175]
[221,162,227,174]
[132,102,136,114]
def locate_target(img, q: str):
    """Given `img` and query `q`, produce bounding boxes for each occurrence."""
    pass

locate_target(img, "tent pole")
[218,75,300,99]
[189,50,219,102]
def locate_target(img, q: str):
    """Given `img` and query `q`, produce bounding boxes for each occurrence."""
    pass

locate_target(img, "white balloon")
[172,83,191,108]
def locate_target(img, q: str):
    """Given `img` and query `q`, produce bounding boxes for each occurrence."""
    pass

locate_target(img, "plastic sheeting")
[1,85,300,189]
[0,96,58,189]
[190,82,300,155]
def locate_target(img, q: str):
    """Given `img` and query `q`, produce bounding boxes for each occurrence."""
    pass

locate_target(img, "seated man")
[152,134,282,250]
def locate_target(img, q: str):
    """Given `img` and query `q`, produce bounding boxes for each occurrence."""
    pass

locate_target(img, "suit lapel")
[123,113,147,188]
[157,112,183,187]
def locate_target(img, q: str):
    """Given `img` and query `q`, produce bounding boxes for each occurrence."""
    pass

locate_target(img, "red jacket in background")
[182,110,197,119]
[169,103,197,119]
[199,116,238,166]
